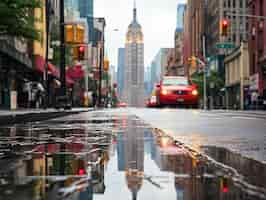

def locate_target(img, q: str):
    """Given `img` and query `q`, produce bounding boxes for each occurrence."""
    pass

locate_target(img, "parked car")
[146,95,157,107]
[117,102,128,107]
[155,76,199,108]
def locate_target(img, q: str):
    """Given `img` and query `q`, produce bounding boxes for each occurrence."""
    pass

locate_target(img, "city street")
[0,109,265,199]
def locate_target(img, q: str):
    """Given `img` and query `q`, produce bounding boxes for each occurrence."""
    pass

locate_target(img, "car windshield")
[163,78,189,86]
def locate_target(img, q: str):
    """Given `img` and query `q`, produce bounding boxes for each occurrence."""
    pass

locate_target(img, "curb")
[0,110,89,126]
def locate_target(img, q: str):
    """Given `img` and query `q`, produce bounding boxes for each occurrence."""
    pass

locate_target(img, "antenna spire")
[133,0,137,22]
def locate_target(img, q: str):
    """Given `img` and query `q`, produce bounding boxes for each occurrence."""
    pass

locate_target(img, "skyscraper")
[78,0,93,18]
[123,1,145,107]
[176,4,186,32]
[117,48,125,99]
[78,0,94,42]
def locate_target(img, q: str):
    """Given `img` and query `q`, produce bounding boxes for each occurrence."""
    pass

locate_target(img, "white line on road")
[232,116,265,120]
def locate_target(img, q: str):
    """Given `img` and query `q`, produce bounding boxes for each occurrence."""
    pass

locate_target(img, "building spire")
[133,0,137,22]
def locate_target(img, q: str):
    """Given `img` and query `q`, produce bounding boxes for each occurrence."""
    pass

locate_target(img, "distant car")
[117,102,128,107]
[146,95,157,107]
[156,76,199,108]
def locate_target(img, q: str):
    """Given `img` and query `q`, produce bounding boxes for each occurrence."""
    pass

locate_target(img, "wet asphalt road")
[0,109,266,200]
[131,108,266,163]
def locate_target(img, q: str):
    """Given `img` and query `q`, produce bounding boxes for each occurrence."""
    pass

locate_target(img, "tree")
[191,70,224,99]
[0,0,42,40]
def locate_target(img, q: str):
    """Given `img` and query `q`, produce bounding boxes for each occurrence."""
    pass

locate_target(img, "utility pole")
[97,18,105,107]
[60,0,66,97]
[44,0,50,109]
[202,35,207,110]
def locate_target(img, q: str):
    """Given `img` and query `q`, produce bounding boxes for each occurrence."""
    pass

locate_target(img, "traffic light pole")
[202,35,207,110]
[98,19,105,108]
[44,0,51,109]
[60,0,66,97]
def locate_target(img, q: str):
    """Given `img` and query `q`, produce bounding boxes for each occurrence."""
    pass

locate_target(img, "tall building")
[78,0,93,18]
[150,48,173,85]
[248,0,266,100]
[173,4,187,76]
[123,2,145,107]
[187,0,205,59]
[78,0,94,42]
[176,4,186,31]
[117,48,125,99]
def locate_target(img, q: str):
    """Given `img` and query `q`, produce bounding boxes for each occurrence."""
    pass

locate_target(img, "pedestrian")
[92,92,97,108]
[251,91,258,110]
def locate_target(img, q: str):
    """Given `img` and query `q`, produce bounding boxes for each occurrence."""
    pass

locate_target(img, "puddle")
[0,112,265,200]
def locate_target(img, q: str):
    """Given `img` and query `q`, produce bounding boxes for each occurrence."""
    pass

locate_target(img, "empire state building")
[123,1,145,107]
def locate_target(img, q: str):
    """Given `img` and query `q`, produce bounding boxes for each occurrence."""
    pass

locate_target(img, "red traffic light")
[222,20,228,26]
[79,46,85,52]
[78,168,85,175]
[220,177,229,193]
[78,46,85,60]
[221,19,229,36]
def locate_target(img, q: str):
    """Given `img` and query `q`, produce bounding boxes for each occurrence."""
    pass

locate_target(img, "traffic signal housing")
[78,46,85,61]
[220,19,229,36]
[220,177,229,193]
[65,25,75,43]
[104,58,110,72]
[188,56,197,69]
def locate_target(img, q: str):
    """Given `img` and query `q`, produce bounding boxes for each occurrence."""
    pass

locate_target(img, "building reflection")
[117,119,144,200]
[149,133,266,200]
[0,126,112,200]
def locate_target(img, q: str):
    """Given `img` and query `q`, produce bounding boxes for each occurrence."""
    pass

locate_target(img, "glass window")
[163,78,190,86]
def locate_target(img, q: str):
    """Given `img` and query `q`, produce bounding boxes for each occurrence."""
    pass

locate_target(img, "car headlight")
[161,89,168,95]
[192,90,198,96]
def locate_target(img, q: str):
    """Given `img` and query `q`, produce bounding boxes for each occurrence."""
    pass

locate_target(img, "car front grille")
[173,90,189,95]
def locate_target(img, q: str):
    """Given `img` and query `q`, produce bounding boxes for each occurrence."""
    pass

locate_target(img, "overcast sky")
[94,0,186,68]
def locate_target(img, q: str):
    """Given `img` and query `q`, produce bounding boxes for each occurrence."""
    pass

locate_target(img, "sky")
[94,0,186,68]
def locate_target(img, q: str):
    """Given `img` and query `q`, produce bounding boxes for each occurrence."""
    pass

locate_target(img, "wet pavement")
[0,109,266,199]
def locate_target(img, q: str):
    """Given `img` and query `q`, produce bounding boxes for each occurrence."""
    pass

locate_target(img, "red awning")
[66,64,85,79]
[35,55,74,86]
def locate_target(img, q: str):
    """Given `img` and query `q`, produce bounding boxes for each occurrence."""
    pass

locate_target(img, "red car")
[156,76,199,108]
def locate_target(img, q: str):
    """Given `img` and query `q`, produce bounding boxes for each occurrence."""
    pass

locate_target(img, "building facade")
[225,43,250,110]
[117,48,125,99]
[248,0,266,105]
[123,4,145,107]
[151,48,173,84]
[172,4,187,76]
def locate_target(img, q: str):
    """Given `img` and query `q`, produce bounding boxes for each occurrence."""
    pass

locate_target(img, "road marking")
[232,116,265,120]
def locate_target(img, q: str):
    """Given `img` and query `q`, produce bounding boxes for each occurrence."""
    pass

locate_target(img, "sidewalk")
[200,109,266,120]
[0,108,93,126]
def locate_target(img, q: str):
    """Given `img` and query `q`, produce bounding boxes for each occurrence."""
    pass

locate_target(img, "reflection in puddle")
[0,111,265,200]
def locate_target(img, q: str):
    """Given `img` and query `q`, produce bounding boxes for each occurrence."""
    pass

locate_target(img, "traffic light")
[220,19,229,36]
[188,56,197,69]
[220,177,229,193]
[104,58,110,71]
[76,25,85,44]
[65,24,85,44]
[78,46,85,61]
[65,25,74,43]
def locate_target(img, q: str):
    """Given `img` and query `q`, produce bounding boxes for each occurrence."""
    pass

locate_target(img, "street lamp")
[44,0,52,109]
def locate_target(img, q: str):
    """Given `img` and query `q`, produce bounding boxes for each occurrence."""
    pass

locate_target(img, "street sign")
[216,43,236,49]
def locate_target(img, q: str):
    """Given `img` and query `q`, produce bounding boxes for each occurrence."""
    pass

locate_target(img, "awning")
[66,64,85,79]
[34,55,74,86]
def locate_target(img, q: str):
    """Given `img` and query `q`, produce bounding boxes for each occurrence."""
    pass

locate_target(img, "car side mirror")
[156,84,160,88]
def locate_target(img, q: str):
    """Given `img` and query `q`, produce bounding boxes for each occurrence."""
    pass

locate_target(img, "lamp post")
[96,18,106,107]
[44,0,51,109]
[60,0,66,97]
